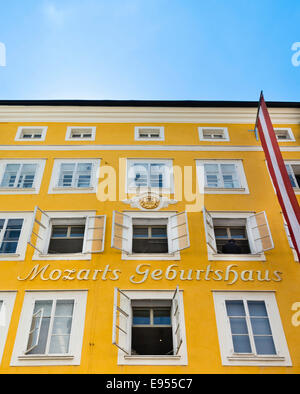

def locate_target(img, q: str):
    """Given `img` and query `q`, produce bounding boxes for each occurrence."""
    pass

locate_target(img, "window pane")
[153,309,171,325]
[254,336,276,355]
[232,335,252,353]
[250,318,272,335]
[49,334,70,354]
[151,227,167,238]
[130,164,148,187]
[229,317,248,334]
[1,164,20,187]
[70,226,85,237]
[133,227,148,238]
[247,301,268,316]
[132,309,150,325]
[150,164,166,188]
[0,219,4,230]
[230,227,246,239]
[226,300,245,316]
[55,300,74,316]
[27,301,53,354]
[51,226,68,238]
[214,227,228,239]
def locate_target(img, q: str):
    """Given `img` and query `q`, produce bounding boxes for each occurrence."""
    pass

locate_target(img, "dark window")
[214,225,251,254]
[132,225,168,253]
[48,225,85,254]
[131,307,173,355]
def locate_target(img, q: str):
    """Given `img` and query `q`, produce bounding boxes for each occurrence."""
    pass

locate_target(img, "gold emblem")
[139,195,160,209]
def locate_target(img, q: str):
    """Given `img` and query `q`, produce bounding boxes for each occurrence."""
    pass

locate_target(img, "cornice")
[0,105,299,123]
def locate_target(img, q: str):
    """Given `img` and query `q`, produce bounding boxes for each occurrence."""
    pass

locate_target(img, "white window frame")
[284,161,300,194]
[196,159,249,194]
[134,126,164,141]
[0,159,46,195]
[274,128,295,142]
[10,290,87,367]
[112,210,190,260]
[0,292,17,364]
[48,158,100,194]
[0,211,32,261]
[126,159,174,194]
[281,213,299,262]
[203,210,274,261]
[198,127,230,142]
[213,291,292,367]
[15,126,47,142]
[29,209,106,261]
[65,126,96,141]
[112,288,188,366]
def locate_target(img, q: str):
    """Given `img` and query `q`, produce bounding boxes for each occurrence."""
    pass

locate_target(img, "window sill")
[0,187,36,193]
[52,186,94,191]
[18,354,74,361]
[227,353,285,362]
[209,253,266,261]
[204,187,247,194]
[122,252,180,261]
[124,355,181,360]
[119,354,184,365]
[33,252,91,261]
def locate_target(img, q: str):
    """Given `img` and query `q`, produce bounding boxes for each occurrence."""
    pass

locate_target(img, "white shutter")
[247,211,274,253]
[203,207,217,253]
[282,215,294,249]
[112,288,131,355]
[168,212,190,254]
[83,215,106,253]
[27,206,50,254]
[111,211,132,254]
[25,308,43,354]
[172,286,183,355]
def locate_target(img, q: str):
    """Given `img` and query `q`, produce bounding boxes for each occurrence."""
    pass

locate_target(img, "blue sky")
[0,0,299,101]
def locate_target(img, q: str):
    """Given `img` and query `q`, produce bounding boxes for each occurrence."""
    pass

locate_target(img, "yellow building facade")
[0,100,299,374]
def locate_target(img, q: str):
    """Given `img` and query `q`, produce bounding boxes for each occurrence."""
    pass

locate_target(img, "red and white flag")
[256,92,300,261]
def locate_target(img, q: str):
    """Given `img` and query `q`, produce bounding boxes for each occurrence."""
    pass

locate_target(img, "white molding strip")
[0,105,300,123]
[0,144,299,152]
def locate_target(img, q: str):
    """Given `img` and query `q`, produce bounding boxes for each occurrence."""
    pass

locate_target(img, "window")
[65,126,96,141]
[203,208,274,261]
[213,291,292,366]
[285,162,300,190]
[0,218,23,254]
[127,159,173,193]
[112,288,188,365]
[134,127,164,141]
[0,160,45,194]
[48,159,100,194]
[28,206,106,260]
[196,160,249,194]
[0,292,17,364]
[274,128,295,142]
[198,127,229,141]
[0,212,31,260]
[15,126,47,141]
[10,291,87,366]
[111,210,190,260]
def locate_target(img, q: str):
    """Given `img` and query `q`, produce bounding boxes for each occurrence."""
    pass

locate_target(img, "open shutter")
[111,211,132,254]
[112,288,131,355]
[247,211,274,253]
[27,206,50,254]
[282,215,295,249]
[172,286,183,355]
[25,308,43,354]
[83,215,106,253]
[168,212,190,254]
[203,207,217,253]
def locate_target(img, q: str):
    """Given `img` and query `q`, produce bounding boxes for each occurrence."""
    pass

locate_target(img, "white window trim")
[121,211,180,261]
[134,126,165,141]
[0,159,46,195]
[126,158,174,194]
[0,292,17,364]
[0,211,32,261]
[205,211,267,261]
[15,126,47,142]
[10,290,88,367]
[284,160,300,194]
[32,210,97,261]
[116,289,188,366]
[48,158,100,194]
[65,126,96,141]
[196,159,249,194]
[198,127,230,142]
[213,291,292,367]
[274,128,295,142]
